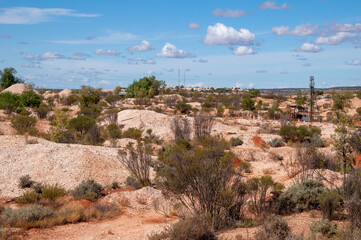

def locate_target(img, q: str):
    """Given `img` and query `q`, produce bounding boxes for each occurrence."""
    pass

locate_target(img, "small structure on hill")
[287,76,321,122]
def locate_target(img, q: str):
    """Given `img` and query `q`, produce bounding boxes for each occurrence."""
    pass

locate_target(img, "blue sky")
[0,0,360,89]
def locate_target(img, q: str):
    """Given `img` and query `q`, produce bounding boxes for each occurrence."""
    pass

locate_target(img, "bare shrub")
[156,137,246,230]
[258,123,278,134]
[148,216,217,240]
[193,113,214,140]
[246,176,284,217]
[284,147,338,186]
[344,170,361,229]
[19,175,34,189]
[320,189,343,221]
[171,117,191,141]
[255,215,291,240]
[119,142,152,187]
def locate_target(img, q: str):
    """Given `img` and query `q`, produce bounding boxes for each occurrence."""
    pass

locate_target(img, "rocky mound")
[117,109,176,141]
[1,83,29,94]
[58,88,72,97]
[0,135,129,197]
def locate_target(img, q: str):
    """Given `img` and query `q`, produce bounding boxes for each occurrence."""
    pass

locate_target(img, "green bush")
[241,96,255,111]
[268,138,284,147]
[0,92,20,112]
[1,204,53,226]
[230,137,243,146]
[16,190,39,205]
[277,180,326,214]
[246,176,284,216]
[72,179,104,201]
[255,215,291,240]
[122,128,142,140]
[11,115,37,135]
[69,116,96,134]
[19,175,34,189]
[35,103,51,119]
[63,94,79,106]
[357,90,361,99]
[279,125,319,143]
[78,105,101,119]
[310,220,337,238]
[19,91,42,108]
[79,86,101,107]
[125,176,141,189]
[320,189,343,220]
[105,94,120,105]
[106,123,122,139]
[175,102,192,114]
[41,185,66,201]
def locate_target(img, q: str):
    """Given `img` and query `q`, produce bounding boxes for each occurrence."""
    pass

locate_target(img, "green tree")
[69,116,96,134]
[126,76,165,98]
[0,67,23,89]
[241,96,255,111]
[49,109,73,143]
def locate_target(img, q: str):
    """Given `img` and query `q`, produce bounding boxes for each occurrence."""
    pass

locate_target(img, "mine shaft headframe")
[309,76,315,89]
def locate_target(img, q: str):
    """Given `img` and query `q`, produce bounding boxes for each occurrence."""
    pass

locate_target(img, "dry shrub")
[119,197,131,207]
[284,147,338,185]
[136,194,147,205]
[193,113,214,140]
[258,123,278,134]
[255,215,291,240]
[119,142,152,187]
[171,117,191,141]
[148,217,217,240]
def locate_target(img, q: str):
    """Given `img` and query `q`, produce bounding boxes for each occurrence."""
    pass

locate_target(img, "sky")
[0,0,361,89]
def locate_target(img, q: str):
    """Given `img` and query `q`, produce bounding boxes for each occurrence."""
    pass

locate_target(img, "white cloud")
[25,51,91,61]
[53,32,136,44]
[259,1,291,10]
[272,24,320,36]
[144,59,156,64]
[189,82,203,87]
[94,49,120,56]
[0,7,99,24]
[1,34,11,38]
[128,57,156,65]
[21,62,41,68]
[233,46,255,55]
[18,41,28,44]
[204,23,255,45]
[70,52,90,60]
[314,32,357,45]
[188,22,201,29]
[144,70,163,76]
[346,59,361,66]
[235,83,243,88]
[25,51,66,61]
[248,83,255,88]
[295,43,321,53]
[302,63,311,67]
[156,43,195,58]
[212,8,246,17]
[198,58,208,63]
[256,70,267,73]
[331,23,361,32]
[127,40,154,52]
